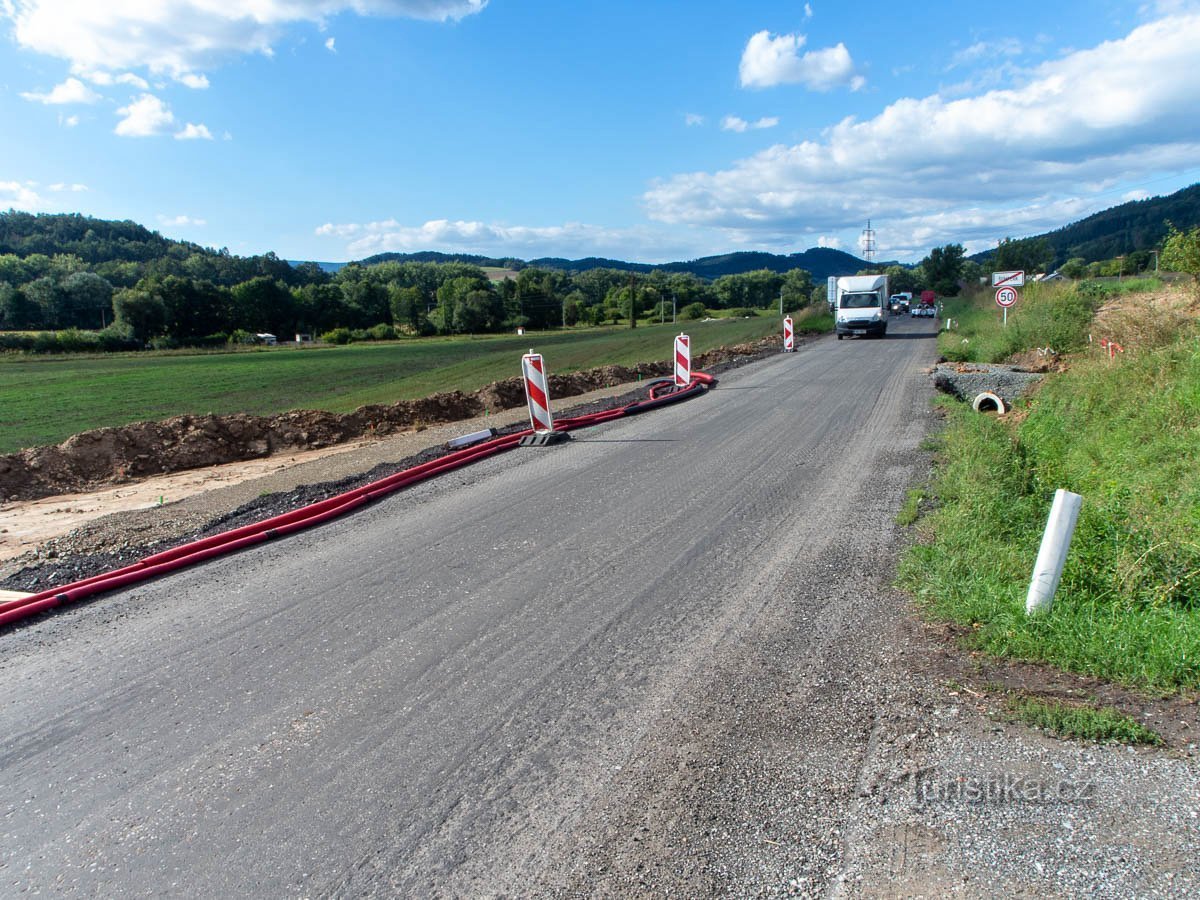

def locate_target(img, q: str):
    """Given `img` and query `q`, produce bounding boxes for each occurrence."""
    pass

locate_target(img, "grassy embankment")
[901,278,1200,695]
[0,313,825,454]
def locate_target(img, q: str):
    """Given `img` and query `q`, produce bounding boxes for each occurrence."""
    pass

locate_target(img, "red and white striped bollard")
[521,350,555,432]
[674,333,691,387]
[783,315,794,352]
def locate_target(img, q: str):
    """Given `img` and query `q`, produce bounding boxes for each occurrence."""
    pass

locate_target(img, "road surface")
[2,315,1115,897]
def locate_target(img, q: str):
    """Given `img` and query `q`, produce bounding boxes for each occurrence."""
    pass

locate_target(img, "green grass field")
[0,317,786,453]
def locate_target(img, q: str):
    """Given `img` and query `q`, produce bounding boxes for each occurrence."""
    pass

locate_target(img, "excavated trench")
[0,340,774,502]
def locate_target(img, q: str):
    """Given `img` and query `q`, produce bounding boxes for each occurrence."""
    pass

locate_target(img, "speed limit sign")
[995,286,1018,308]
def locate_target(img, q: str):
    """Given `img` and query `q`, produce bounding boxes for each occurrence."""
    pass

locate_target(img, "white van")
[835,275,889,340]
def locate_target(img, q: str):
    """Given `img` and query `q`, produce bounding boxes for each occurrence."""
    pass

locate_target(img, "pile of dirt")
[0,338,776,502]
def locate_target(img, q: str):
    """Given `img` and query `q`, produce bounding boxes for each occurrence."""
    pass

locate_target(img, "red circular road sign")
[995,286,1019,307]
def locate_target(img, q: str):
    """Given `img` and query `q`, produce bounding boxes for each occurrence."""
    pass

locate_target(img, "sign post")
[995,285,1018,327]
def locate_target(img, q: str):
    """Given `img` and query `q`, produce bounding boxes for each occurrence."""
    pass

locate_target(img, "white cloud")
[158,214,206,227]
[3,0,487,83]
[48,182,88,192]
[816,235,840,249]
[646,13,1200,258]
[19,76,100,104]
[325,36,337,52]
[178,72,209,89]
[739,30,863,91]
[721,115,779,132]
[684,112,704,126]
[0,180,44,210]
[84,70,149,89]
[114,93,175,136]
[315,217,696,263]
[1122,189,1151,201]
[58,113,79,127]
[175,122,213,140]
[804,3,813,18]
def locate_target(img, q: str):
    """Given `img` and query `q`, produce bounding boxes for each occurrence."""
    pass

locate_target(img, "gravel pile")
[931,362,1045,406]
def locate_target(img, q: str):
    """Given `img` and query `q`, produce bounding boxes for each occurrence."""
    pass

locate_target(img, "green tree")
[921,244,965,296]
[60,271,114,328]
[884,265,920,295]
[0,282,40,329]
[1059,257,1087,280]
[1161,225,1200,283]
[781,268,814,311]
[994,236,1054,275]
[113,287,166,342]
[232,277,294,335]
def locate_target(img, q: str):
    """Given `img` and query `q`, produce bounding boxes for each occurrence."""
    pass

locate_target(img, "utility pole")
[672,292,677,325]
[779,286,784,316]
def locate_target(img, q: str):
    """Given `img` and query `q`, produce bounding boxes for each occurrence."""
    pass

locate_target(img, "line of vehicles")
[826,276,937,340]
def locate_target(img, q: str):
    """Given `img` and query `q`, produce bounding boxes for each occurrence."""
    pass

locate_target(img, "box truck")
[834,275,889,340]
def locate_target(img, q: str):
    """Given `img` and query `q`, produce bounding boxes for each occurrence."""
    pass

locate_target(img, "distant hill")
[348,246,878,281]
[971,182,1200,266]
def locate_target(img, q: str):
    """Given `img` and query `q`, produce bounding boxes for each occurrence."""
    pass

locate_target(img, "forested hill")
[358,247,874,280]
[971,182,1200,265]
[1,210,319,286]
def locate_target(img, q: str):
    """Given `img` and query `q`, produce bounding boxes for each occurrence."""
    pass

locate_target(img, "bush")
[97,324,139,352]
[319,327,352,345]
[729,307,758,318]
[681,302,707,321]
[367,323,397,341]
[148,335,179,350]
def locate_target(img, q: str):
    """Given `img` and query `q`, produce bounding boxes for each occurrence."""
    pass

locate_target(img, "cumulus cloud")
[720,115,779,132]
[325,36,337,52]
[48,182,88,192]
[315,218,695,263]
[58,113,79,127]
[114,93,175,136]
[175,122,213,140]
[816,235,840,249]
[646,13,1200,258]
[20,76,100,104]
[739,30,863,91]
[2,0,487,83]
[0,181,44,210]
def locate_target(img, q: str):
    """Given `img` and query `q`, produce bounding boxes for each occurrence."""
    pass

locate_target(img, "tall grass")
[938,280,1112,363]
[901,323,1200,690]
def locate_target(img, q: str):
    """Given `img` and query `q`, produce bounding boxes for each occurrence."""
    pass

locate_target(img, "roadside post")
[518,350,568,446]
[674,333,691,386]
[1025,489,1083,615]
[992,270,1023,328]
[783,316,794,352]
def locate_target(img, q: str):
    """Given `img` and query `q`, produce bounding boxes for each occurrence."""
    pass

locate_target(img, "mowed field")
[0,318,781,454]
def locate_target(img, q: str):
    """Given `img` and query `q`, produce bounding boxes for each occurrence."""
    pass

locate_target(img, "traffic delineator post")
[783,316,794,352]
[674,333,691,386]
[521,350,555,432]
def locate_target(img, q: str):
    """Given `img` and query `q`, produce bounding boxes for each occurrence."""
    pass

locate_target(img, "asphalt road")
[0,315,941,896]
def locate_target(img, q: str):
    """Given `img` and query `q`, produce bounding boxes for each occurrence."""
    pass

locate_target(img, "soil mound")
[0,339,773,501]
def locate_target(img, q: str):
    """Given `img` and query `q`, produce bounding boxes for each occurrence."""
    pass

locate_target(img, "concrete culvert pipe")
[972,391,1007,414]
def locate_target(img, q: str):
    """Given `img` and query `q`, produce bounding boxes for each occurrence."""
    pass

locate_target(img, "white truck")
[834,274,889,340]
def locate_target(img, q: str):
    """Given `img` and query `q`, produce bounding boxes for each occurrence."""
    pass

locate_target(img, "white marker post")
[1025,489,1083,615]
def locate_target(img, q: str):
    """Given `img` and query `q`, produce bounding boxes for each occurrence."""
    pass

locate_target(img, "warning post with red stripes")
[783,316,794,352]
[674,333,691,386]
[521,350,555,433]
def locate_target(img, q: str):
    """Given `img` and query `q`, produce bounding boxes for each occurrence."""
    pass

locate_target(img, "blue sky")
[3,0,1200,264]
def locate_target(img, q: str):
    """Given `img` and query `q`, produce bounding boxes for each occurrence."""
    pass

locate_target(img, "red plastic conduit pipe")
[0,371,716,629]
